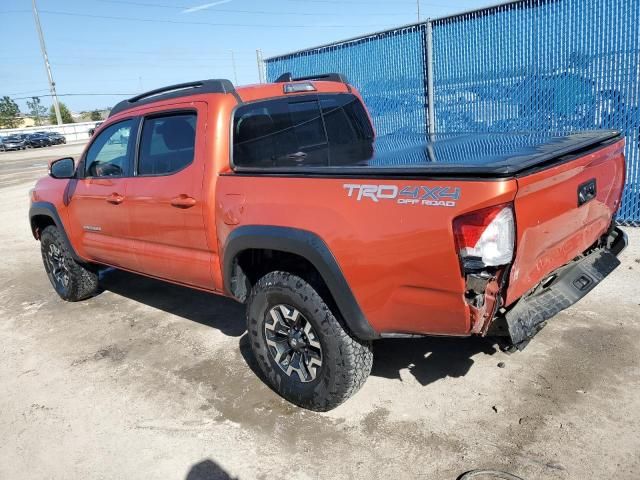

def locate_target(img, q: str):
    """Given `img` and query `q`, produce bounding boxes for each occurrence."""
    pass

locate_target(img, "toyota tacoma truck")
[29,74,628,411]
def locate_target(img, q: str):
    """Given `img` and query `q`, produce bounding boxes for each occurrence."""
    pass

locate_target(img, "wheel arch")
[29,201,82,262]
[223,225,379,340]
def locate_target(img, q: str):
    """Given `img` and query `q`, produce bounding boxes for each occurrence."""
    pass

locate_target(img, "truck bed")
[223,129,626,338]
[232,130,622,177]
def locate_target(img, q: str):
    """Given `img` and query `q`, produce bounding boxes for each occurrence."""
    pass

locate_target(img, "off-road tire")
[246,271,373,411]
[40,226,99,301]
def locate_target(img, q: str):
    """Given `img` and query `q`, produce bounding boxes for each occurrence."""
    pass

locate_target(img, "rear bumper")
[495,227,627,349]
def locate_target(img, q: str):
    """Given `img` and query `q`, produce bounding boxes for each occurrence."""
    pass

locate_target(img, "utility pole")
[416,0,420,21]
[230,50,238,84]
[256,49,265,84]
[32,0,62,125]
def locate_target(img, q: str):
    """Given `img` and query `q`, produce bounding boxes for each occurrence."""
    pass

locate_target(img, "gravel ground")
[1,145,639,480]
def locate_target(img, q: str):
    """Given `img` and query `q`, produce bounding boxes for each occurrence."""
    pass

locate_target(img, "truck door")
[125,103,215,289]
[66,118,138,270]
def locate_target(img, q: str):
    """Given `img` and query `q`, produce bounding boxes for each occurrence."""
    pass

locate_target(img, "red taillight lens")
[453,203,515,269]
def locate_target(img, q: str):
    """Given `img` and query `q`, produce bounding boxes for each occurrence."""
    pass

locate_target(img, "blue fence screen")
[266,0,640,225]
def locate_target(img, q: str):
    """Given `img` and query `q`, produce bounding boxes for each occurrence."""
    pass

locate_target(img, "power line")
[47,37,261,53]
[96,0,414,16]
[101,0,426,5]
[278,0,419,3]
[4,53,257,63]
[278,0,451,5]
[11,93,136,100]
[6,89,50,96]
[37,9,390,28]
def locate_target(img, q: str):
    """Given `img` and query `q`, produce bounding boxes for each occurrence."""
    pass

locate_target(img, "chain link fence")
[266,0,640,225]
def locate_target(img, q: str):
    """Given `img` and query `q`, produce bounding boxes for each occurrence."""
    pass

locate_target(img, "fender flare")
[29,201,82,262]
[223,225,379,340]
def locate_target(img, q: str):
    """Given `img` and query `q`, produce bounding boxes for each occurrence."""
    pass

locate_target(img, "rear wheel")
[246,271,373,411]
[40,226,99,301]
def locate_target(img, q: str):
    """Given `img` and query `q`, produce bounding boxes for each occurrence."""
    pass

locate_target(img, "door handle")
[106,193,124,205]
[171,194,197,209]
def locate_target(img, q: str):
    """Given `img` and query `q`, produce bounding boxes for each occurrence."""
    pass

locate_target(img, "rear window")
[233,94,373,168]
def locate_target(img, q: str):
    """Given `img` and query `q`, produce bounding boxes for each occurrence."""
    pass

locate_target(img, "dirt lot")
[1,144,639,479]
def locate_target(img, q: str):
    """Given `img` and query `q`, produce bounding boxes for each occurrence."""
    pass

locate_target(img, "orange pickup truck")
[29,74,627,411]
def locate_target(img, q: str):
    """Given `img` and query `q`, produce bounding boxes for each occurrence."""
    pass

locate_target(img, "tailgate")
[505,137,625,305]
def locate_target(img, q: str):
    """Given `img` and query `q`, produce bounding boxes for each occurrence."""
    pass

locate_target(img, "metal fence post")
[425,19,436,136]
[256,49,265,84]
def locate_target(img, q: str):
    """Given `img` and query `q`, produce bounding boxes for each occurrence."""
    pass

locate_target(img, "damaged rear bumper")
[494,227,627,350]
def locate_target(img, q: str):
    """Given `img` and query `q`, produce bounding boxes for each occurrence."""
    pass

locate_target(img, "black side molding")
[223,225,379,340]
[29,201,82,262]
[109,79,237,117]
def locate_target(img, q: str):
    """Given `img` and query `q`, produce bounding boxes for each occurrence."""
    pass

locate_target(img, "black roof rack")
[275,72,349,84]
[109,79,235,117]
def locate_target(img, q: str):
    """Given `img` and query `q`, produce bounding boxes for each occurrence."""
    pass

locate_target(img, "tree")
[27,96,47,126]
[90,109,102,121]
[49,102,74,124]
[0,96,21,128]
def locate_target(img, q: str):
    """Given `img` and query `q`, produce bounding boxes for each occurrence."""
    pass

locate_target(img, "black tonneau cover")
[233,130,621,178]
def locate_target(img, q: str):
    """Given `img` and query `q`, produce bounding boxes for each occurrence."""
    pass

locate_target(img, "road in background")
[0,143,86,188]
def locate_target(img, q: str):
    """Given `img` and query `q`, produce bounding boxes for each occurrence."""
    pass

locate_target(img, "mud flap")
[501,229,627,350]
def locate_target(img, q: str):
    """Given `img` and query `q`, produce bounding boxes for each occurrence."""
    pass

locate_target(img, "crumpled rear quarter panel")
[506,140,625,305]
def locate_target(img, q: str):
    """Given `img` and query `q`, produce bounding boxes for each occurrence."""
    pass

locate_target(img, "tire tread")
[40,226,98,301]
[247,271,373,411]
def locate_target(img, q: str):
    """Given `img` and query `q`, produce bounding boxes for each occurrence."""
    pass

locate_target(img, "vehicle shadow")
[239,330,500,389]
[371,336,499,386]
[98,269,246,337]
[186,459,237,480]
[99,268,499,387]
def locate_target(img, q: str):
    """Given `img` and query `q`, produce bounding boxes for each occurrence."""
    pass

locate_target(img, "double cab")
[29,74,627,410]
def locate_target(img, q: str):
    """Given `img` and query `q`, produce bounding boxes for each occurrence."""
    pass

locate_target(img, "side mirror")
[49,157,75,179]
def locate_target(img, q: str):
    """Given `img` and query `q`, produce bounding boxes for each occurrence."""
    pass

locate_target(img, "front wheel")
[246,271,373,411]
[40,226,99,301]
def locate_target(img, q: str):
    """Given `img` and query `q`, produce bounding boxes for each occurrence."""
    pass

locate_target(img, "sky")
[0,0,489,113]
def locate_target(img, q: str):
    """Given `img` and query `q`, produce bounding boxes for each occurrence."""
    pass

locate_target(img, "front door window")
[85,120,134,177]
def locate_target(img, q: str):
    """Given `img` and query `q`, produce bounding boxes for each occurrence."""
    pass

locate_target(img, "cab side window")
[137,113,196,175]
[85,120,134,177]
[233,97,328,167]
[233,94,373,168]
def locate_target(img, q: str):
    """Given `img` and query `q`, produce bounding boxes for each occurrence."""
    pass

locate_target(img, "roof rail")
[109,79,235,117]
[274,72,349,84]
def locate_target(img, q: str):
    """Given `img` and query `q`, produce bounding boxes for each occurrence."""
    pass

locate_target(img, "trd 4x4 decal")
[343,184,461,207]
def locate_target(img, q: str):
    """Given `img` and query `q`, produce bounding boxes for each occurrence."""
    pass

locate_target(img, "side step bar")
[497,227,627,350]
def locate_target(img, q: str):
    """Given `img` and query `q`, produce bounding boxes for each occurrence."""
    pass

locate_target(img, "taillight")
[453,204,515,270]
